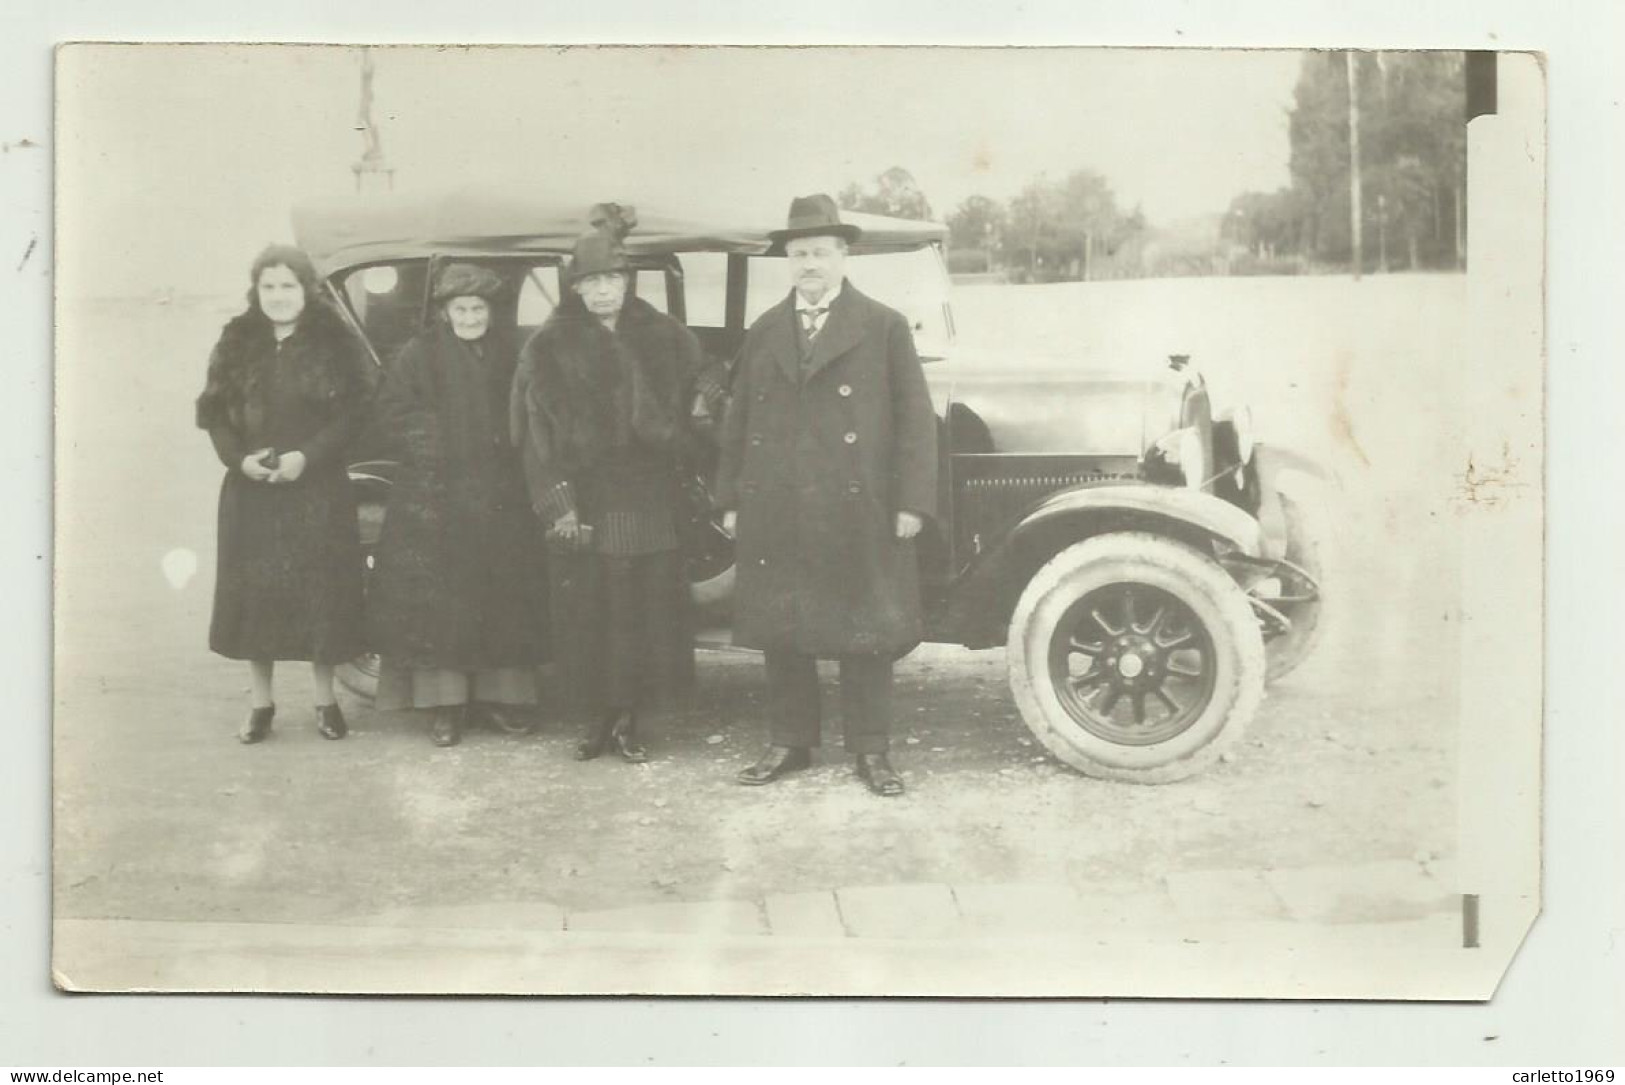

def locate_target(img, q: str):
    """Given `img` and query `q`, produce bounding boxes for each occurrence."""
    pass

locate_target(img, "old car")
[292,186,1327,783]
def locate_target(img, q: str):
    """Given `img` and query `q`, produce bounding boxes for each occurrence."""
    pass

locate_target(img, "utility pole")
[1345,50,1358,279]
[1347,51,1363,280]
[352,47,394,194]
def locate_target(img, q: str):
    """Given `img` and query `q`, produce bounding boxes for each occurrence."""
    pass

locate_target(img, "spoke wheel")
[1008,532,1265,784]
[1050,584,1218,746]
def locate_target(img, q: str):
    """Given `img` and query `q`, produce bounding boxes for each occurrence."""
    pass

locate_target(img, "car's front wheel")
[1007,532,1265,784]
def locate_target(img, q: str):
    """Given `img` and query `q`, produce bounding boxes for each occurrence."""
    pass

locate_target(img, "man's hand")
[267,450,307,484]
[721,511,737,538]
[895,511,924,539]
[240,451,275,482]
[551,509,581,544]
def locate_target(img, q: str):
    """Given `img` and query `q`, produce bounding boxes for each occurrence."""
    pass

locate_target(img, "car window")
[744,247,953,358]
[634,268,669,315]
[339,261,430,364]
[679,252,728,328]
[517,265,561,329]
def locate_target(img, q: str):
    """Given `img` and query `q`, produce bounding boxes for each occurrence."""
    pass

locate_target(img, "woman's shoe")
[430,706,463,747]
[472,703,537,736]
[611,712,648,764]
[238,705,274,744]
[574,712,618,761]
[315,703,347,740]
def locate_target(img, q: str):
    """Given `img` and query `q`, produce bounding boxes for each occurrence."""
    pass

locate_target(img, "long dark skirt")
[208,466,366,664]
[548,547,693,713]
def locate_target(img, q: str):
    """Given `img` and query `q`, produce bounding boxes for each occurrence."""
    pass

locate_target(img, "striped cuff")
[595,511,679,556]
[534,481,576,523]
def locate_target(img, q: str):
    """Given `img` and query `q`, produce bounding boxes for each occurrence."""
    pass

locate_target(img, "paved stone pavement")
[55,858,1479,997]
[335,857,1458,938]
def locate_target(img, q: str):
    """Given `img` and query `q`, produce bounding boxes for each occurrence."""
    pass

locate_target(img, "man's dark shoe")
[238,705,274,745]
[736,745,812,786]
[855,752,904,796]
[430,706,463,748]
[315,703,347,740]
[575,712,617,761]
[610,713,649,763]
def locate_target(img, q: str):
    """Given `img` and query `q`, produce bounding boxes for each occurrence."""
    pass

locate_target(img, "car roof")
[291,184,949,278]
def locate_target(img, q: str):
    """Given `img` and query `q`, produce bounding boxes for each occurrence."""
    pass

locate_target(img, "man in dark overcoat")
[715,194,938,796]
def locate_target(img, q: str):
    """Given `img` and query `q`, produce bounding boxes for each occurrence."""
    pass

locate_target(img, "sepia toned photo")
[51,44,1543,997]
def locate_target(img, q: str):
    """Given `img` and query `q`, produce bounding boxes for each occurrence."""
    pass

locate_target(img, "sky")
[57,44,1304,296]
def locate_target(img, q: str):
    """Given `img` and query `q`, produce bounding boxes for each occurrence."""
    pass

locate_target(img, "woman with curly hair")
[195,244,373,743]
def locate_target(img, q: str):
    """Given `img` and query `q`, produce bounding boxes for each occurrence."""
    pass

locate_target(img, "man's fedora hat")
[768,193,863,253]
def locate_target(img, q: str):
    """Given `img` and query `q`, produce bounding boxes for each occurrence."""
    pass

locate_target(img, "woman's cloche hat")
[431,262,505,304]
[567,202,638,282]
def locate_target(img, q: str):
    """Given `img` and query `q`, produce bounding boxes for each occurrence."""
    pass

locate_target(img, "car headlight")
[1230,405,1255,466]
[1153,425,1211,491]
[1177,427,1209,490]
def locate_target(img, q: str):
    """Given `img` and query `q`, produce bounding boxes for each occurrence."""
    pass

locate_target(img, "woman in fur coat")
[514,209,717,762]
[195,244,373,744]
[367,263,549,747]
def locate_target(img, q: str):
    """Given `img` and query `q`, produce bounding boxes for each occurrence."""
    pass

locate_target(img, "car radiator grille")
[952,455,1142,557]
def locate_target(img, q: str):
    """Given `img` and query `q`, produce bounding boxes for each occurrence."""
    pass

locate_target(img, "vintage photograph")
[51,44,1543,997]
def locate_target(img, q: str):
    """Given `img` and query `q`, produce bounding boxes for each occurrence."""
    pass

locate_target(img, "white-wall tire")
[1007,532,1265,784]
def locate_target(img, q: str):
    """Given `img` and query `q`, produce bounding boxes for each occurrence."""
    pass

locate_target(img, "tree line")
[1225,50,1467,273]
[840,165,1147,282]
[838,51,1468,280]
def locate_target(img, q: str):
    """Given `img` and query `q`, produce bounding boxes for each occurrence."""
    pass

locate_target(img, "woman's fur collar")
[196,300,369,430]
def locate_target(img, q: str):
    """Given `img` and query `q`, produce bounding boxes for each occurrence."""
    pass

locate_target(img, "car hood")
[930,344,1191,457]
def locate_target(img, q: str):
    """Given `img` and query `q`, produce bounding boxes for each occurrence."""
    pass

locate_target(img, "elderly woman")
[195,244,372,743]
[515,209,713,762]
[367,263,550,747]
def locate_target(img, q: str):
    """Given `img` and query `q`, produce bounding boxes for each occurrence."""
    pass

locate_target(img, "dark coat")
[714,282,938,657]
[366,323,549,671]
[513,294,709,708]
[196,302,372,663]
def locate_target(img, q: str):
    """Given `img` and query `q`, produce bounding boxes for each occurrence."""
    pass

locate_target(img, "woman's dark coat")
[196,301,372,663]
[366,323,549,671]
[513,293,711,708]
[713,282,939,658]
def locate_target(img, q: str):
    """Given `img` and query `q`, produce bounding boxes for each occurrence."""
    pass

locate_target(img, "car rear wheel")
[335,494,387,700]
[1007,532,1265,784]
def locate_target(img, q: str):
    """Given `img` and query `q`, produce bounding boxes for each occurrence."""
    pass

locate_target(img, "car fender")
[1017,482,1264,557]
[1253,442,1338,495]
[1250,443,1337,559]
[934,482,1264,648]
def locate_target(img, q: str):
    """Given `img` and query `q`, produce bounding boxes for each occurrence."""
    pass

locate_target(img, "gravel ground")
[54,275,1463,926]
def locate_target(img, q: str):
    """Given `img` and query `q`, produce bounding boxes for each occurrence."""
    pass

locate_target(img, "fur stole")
[195,300,371,432]
[522,294,689,472]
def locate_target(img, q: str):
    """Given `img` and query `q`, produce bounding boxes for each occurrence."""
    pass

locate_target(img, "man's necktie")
[801,307,828,341]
